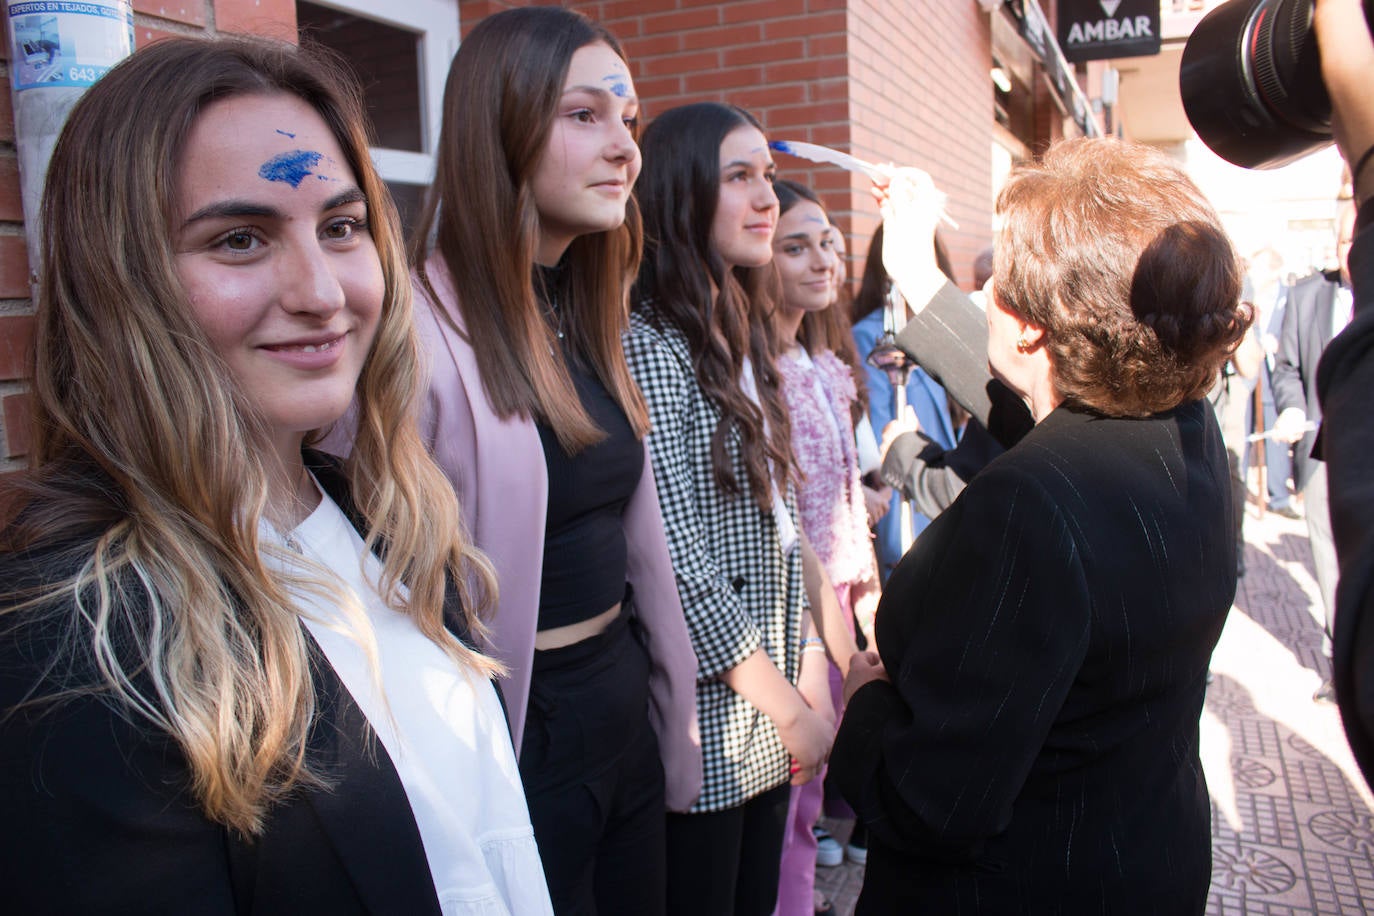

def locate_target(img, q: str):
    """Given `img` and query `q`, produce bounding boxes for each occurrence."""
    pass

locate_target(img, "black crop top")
[534,345,643,630]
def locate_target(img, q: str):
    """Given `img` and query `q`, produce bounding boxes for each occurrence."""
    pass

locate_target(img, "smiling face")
[710,124,778,268]
[529,40,641,265]
[773,199,836,315]
[172,92,384,461]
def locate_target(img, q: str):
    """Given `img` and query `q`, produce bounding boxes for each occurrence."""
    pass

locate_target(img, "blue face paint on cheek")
[258,150,323,188]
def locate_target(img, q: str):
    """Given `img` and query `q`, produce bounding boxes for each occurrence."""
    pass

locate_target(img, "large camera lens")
[1181,0,1373,170]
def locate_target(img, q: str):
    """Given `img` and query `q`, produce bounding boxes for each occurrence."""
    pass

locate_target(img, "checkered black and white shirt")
[625,311,806,813]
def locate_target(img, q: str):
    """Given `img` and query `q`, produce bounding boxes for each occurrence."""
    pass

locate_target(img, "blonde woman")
[0,38,549,914]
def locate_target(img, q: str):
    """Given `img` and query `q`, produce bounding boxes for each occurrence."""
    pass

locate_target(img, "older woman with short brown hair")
[832,138,1250,913]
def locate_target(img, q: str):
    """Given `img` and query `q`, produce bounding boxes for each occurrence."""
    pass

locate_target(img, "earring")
[1016,336,1033,353]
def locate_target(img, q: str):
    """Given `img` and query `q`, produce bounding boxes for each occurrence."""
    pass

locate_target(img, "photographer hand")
[1315,0,1374,204]
[872,166,949,315]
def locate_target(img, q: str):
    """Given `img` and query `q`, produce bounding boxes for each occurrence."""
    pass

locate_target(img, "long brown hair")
[633,102,794,510]
[5,36,497,837]
[412,6,647,452]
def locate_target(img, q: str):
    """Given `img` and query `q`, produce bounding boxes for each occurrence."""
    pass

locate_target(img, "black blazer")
[1273,269,1345,489]
[1322,200,1374,789]
[832,398,1234,913]
[0,455,461,915]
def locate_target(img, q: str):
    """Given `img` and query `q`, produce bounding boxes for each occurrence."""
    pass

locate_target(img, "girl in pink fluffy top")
[770,179,880,916]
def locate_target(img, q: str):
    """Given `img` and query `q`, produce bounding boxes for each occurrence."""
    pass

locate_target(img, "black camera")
[1181,0,1374,170]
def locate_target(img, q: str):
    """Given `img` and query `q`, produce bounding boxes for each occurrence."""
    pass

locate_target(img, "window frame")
[298,0,458,186]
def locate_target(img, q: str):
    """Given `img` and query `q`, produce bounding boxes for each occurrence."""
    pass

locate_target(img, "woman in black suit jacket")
[831,139,1251,913]
[0,38,549,914]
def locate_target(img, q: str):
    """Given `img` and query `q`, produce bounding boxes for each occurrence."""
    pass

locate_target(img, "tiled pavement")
[815,503,1374,915]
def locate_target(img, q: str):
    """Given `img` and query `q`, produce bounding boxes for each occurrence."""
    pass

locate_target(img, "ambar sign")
[1057,0,1161,63]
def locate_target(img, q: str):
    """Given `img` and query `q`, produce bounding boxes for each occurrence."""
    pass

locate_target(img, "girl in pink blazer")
[408,8,700,914]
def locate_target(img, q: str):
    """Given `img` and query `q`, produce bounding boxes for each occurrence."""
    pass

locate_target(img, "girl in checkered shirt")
[626,103,852,916]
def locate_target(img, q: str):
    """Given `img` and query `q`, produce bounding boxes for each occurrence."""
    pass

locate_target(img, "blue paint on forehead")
[602,73,631,98]
[769,140,794,155]
[259,150,323,188]
[275,129,296,138]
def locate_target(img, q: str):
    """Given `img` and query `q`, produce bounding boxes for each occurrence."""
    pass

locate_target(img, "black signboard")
[1057,0,1161,63]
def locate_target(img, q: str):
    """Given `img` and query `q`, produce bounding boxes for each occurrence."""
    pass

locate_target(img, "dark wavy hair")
[993,138,1251,417]
[633,102,793,509]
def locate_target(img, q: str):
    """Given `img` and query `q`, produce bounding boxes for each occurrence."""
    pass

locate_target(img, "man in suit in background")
[1245,247,1300,519]
[1274,200,1357,703]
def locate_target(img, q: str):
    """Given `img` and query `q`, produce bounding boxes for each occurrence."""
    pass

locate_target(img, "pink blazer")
[413,257,702,811]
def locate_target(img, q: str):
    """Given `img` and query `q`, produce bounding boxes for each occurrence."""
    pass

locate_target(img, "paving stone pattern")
[815,506,1374,915]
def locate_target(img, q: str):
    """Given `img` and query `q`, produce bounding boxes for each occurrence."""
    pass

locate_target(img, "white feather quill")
[770,140,958,229]
[769,140,887,181]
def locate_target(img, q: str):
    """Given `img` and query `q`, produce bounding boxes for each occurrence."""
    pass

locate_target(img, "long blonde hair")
[2,37,498,837]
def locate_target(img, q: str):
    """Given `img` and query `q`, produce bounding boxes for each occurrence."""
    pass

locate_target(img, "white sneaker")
[814,826,843,867]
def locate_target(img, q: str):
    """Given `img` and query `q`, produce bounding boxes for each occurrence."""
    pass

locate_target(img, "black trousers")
[664,780,791,916]
[520,606,666,916]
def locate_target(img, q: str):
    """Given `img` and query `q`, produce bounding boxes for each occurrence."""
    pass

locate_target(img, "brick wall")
[846,1,995,286]
[0,1,298,476]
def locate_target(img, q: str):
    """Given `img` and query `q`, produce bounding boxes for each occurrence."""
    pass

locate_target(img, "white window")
[297,0,458,233]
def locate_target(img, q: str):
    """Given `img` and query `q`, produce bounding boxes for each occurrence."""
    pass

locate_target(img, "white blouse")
[266,486,552,916]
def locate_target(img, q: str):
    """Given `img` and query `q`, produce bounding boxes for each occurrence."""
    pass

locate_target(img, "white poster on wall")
[8,0,133,91]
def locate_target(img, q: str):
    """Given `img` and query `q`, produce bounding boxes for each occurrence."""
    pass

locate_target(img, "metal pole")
[866,281,916,554]
[886,284,913,551]
[5,1,134,288]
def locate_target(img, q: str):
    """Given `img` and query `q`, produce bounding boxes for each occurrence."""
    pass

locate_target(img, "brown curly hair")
[993,138,1252,417]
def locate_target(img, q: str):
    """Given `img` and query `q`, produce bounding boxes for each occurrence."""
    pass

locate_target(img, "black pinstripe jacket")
[834,281,1234,912]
